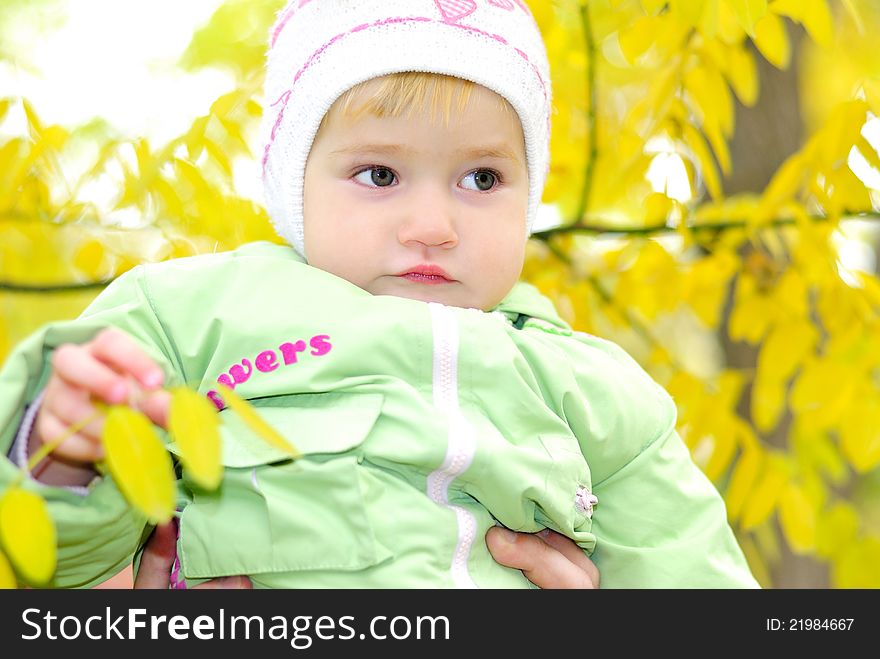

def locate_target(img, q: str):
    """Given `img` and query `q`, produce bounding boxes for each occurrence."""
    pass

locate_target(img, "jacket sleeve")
[565,332,759,588]
[0,266,183,588]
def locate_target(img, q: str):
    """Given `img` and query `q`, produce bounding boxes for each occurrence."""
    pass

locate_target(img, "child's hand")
[31,328,170,474]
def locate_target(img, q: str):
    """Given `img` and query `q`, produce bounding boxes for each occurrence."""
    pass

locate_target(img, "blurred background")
[1,0,879,588]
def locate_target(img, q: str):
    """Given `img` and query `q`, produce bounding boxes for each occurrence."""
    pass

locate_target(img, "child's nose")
[397,189,459,249]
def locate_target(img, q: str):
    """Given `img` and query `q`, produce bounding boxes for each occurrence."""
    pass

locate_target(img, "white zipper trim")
[426,303,478,589]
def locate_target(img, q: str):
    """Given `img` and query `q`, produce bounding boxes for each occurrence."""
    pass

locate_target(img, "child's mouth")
[399,273,454,284]
[396,264,455,284]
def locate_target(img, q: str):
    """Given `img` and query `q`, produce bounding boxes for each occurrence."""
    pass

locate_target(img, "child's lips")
[396,264,456,284]
[398,273,455,285]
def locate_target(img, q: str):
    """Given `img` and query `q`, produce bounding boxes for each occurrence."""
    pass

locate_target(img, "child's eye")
[354,167,397,187]
[461,169,500,192]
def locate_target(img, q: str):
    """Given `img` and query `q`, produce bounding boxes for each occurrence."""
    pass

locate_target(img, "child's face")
[303,80,529,311]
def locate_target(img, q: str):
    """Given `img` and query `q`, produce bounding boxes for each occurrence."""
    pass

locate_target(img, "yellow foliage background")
[2,0,880,587]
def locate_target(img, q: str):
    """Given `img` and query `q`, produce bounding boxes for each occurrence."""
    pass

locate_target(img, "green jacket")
[0,242,758,588]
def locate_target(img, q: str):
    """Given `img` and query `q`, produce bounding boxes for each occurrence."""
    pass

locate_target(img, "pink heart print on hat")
[435,0,477,23]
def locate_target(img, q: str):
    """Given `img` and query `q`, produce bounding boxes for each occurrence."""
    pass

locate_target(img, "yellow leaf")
[644,191,673,223]
[685,64,734,137]
[216,385,301,459]
[856,135,880,175]
[778,482,816,553]
[725,45,759,106]
[815,502,858,559]
[824,166,873,216]
[839,0,863,34]
[833,537,880,588]
[209,90,241,120]
[726,445,763,523]
[863,79,880,116]
[717,0,746,43]
[671,0,705,28]
[728,274,776,343]
[753,11,790,69]
[725,0,768,37]
[0,98,11,124]
[186,116,210,160]
[704,421,737,482]
[683,123,722,199]
[0,550,15,589]
[154,177,184,219]
[757,320,818,381]
[838,394,880,472]
[168,387,223,490]
[203,139,233,178]
[698,0,720,38]
[21,99,44,138]
[754,152,805,222]
[683,250,740,326]
[790,359,856,430]
[816,100,869,168]
[641,0,667,13]
[770,0,833,48]
[740,452,787,530]
[39,125,69,152]
[102,407,176,524]
[704,120,732,174]
[618,15,658,65]
[72,239,107,281]
[0,488,56,585]
[174,158,212,197]
[751,373,786,433]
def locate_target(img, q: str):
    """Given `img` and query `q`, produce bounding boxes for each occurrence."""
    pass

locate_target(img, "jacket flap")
[168,391,383,468]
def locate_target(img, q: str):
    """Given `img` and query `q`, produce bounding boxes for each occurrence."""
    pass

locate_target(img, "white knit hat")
[261,0,552,259]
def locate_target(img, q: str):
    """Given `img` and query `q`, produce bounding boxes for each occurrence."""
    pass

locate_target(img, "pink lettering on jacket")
[255,350,279,373]
[279,340,307,365]
[229,359,253,384]
[310,335,332,356]
[207,334,333,410]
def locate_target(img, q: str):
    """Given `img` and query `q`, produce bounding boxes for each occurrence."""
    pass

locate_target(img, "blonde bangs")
[325,72,512,128]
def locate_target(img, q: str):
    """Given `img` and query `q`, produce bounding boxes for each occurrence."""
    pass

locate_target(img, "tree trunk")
[720,26,831,588]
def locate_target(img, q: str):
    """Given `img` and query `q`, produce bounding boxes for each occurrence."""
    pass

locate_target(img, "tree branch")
[535,211,880,240]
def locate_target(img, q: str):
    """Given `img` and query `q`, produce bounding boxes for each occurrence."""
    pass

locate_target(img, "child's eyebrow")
[456,146,523,165]
[329,144,523,165]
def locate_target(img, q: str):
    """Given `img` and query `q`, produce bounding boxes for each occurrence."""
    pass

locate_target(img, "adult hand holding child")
[133,523,600,590]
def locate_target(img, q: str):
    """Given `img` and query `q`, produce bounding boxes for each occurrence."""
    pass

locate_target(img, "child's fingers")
[46,384,105,440]
[137,389,172,430]
[88,329,165,390]
[35,410,104,463]
[52,344,130,404]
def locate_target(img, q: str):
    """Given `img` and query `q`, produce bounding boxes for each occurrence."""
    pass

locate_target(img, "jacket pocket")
[174,391,393,580]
